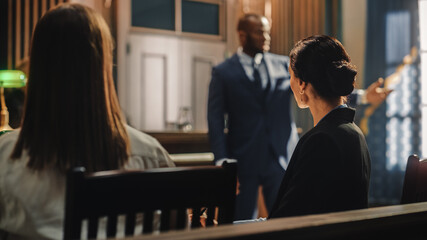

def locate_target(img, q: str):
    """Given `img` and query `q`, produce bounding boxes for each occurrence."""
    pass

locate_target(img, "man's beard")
[246,37,264,54]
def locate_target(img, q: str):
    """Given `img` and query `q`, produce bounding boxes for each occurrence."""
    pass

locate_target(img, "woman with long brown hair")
[0,3,174,239]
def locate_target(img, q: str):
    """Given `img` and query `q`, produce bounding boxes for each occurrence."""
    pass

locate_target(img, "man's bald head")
[237,13,271,57]
[237,13,264,32]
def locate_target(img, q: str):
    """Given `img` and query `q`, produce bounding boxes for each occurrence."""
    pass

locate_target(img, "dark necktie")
[253,62,271,98]
[253,62,262,90]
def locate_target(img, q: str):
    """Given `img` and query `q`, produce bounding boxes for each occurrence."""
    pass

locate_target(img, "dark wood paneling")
[0,0,8,70]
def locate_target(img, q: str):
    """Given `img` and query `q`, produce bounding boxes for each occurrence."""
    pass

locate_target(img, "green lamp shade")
[0,70,27,88]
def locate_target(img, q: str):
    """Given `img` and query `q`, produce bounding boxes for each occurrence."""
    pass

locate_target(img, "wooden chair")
[63,162,236,239]
[401,154,427,204]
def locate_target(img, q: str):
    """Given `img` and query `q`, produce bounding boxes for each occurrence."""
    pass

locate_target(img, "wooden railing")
[121,202,427,240]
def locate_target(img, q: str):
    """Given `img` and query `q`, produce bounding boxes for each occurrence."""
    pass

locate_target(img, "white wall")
[117,0,226,131]
[124,33,225,131]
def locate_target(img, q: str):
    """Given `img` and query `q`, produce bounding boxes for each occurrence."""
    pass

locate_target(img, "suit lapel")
[263,53,292,103]
[231,54,264,103]
[263,54,276,104]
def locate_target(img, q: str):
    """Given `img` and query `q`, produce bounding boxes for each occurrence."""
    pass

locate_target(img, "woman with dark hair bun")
[269,35,371,218]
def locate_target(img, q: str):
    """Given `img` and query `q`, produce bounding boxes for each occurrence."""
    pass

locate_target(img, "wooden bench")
[121,202,427,240]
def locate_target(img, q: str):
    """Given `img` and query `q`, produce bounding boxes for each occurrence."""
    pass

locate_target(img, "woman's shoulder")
[0,130,21,164]
[125,125,175,169]
[298,121,367,159]
[0,129,19,146]
[299,129,336,148]
[126,125,161,149]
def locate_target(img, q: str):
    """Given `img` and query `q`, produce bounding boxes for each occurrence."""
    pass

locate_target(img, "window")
[131,0,175,31]
[384,11,421,170]
[419,0,427,158]
[131,0,225,40]
[182,0,219,35]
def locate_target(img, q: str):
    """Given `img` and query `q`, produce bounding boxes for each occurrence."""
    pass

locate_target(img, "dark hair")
[11,3,130,173]
[237,13,263,32]
[290,35,357,100]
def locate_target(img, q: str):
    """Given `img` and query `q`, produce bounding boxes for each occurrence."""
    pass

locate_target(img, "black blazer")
[269,107,371,218]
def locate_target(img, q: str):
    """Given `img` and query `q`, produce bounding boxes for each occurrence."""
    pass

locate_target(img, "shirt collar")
[237,47,254,66]
[316,104,348,126]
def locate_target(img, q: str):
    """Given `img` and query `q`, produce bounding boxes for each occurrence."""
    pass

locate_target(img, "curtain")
[364,0,421,206]
[270,0,339,136]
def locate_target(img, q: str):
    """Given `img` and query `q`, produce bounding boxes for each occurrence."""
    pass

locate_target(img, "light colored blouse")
[0,125,175,240]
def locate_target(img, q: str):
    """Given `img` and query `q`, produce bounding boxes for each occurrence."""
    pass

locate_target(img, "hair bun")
[327,60,357,96]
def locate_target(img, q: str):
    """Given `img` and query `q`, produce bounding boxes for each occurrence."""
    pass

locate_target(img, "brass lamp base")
[0,125,12,132]
[0,88,13,132]
[0,108,12,132]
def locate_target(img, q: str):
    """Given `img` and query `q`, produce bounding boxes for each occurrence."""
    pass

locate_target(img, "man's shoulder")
[214,54,238,70]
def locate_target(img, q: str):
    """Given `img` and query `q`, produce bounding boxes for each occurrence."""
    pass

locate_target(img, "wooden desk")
[146,131,211,154]
[170,152,214,166]
[123,202,427,240]
[146,130,267,217]
[146,131,213,166]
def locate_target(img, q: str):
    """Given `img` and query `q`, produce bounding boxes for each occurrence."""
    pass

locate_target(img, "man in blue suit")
[208,13,391,220]
[208,14,297,220]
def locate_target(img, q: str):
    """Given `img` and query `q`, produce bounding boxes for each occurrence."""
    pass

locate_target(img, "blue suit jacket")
[208,53,299,176]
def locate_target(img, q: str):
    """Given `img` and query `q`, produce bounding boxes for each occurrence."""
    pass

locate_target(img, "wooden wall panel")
[24,0,30,58]
[7,0,70,71]
[240,0,265,16]
[7,0,13,69]
[15,0,21,68]
[270,0,293,55]
[270,0,330,56]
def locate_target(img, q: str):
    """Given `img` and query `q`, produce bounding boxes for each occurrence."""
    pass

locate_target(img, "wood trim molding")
[33,0,38,30]
[270,0,327,56]
[7,0,73,69]
[41,0,47,18]
[7,0,12,69]
[24,0,30,58]
[15,0,21,68]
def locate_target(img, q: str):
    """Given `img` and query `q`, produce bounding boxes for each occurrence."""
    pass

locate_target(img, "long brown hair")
[11,3,130,173]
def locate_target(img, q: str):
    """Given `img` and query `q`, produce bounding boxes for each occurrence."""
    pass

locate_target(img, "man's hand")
[365,78,393,105]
